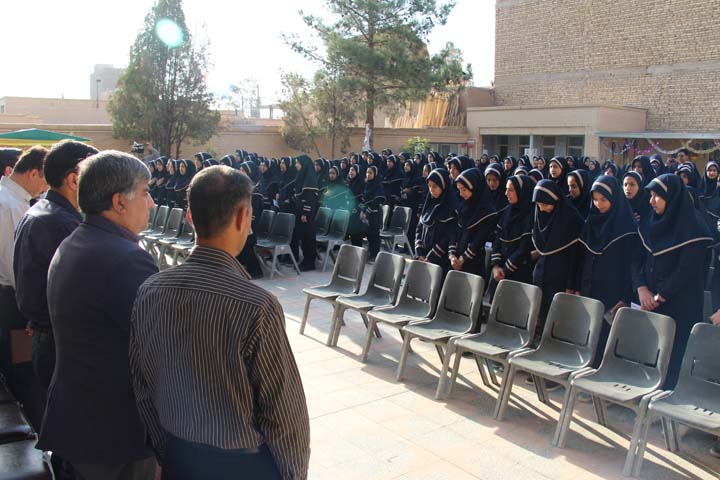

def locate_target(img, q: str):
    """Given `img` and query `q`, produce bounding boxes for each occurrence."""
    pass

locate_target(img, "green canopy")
[0,128,91,147]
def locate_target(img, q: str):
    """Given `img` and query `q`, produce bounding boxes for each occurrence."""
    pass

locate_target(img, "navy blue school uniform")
[548,156,570,195]
[568,169,592,219]
[532,179,583,337]
[484,163,509,215]
[237,161,264,277]
[578,175,641,365]
[346,165,366,248]
[323,167,352,211]
[400,161,426,254]
[173,159,196,211]
[490,175,535,285]
[164,159,179,208]
[292,155,320,268]
[633,174,715,388]
[415,168,458,275]
[450,168,497,279]
[382,155,403,209]
[361,166,386,260]
[277,157,297,214]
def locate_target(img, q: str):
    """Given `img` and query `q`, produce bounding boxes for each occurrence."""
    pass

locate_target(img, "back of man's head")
[0,148,22,177]
[44,140,99,189]
[188,166,252,239]
[78,150,149,214]
[13,146,48,175]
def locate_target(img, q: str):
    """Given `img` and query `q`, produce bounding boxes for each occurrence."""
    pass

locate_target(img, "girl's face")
[536,202,555,213]
[428,180,442,199]
[679,172,689,185]
[486,175,499,191]
[504,159,513,171]
[505,180,518,204]
[537,159,546,170]
[194,158,203,170]
[156,162,164,171]
[650,191,666,215]
[295,160,302,171]
[329,169,337,181]
[280,162,287,173]
[549,161,562,179]
[449,164,460,179]
[592,191,611,214]
[404,162,412,173]
[623,176,639,199]
[567,176,581,199]
[605,167,615,176]
[349,168,356,179]
[414,155,422,165]
[179,162,187,175]
[633,162,643,174]
[315,164,322,173]
[260,163,268,173]
[708,166,719,180]
[387,159,395,170]
[588,161,596,171]
[167,161,174,174]
[422,166,430,178]
[456,181,472,200]
[366,169,375,181]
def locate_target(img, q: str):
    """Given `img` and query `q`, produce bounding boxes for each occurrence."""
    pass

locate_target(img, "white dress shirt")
[0,176,32,287]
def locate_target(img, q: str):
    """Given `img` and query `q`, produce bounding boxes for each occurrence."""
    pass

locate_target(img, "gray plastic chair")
[436,279,542,400]
[256,209,275,243]
[140,205,168,242]
[396,271,485,383]
[157,213,194,267]
[327,252,405,346]
[553,307,675,477]
[299,245,368,335]
[145,207,184,259]
[315,207,333,237]
[380,206,413,254]
[381,204,391,230]
[494,293,605,421]
[632,323,720,477]
[143,204,158,232]
[317,209,350,272]
[254,212,300,279]
[361,260,443,362]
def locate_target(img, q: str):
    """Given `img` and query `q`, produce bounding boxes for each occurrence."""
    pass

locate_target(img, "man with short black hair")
[38,150,158,480]
[14,140,99,406]
[130,165,310,479]
[0,148,21,177]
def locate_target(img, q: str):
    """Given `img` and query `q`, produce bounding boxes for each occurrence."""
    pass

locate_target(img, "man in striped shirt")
[129,166,310,479]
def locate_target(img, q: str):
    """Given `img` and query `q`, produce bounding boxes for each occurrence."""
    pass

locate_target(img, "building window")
[429,143,463,157]
[568,136,584,159]
[542,136,556,159]
[497,135,509,160]
[519,136,530,156]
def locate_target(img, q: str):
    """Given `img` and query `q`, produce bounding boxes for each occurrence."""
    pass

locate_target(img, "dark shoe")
[249,271,264,280]
[525,376,534,385]
[577,392,593,403]
[710,442,720,459]
[545,381,561,392]
[299,263,316,272]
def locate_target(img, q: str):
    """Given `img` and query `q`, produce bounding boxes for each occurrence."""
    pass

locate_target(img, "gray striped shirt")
[129,246,310,479]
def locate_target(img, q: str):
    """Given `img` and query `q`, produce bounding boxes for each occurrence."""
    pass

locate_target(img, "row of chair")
[140,205,195,267]
[299,244,720,477]
[0,380,53,478]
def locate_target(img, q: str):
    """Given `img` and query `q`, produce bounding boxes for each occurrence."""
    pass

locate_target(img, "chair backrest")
[257,210,275,238]
[673,323,720,399]
[388,206,411,232]
[315,207,332,236]
[396,260,443,316]
[177,214,195,242]
[365,252,405,302]
[538,293,605,366]
[598,307,675,390]
[270,212,295,243]
[381,204,390,228]
[147,204,158,230]
[163,208,185,236]
[432,270,485,332]
[327,209,350,239]
[151,205,169,234]
[485,280,542,344]
[328,245,368,293]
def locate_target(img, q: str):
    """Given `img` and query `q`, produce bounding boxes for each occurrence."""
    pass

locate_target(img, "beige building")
[468,0,720,162]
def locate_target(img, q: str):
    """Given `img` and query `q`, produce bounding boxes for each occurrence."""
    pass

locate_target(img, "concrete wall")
[495,0,720,132]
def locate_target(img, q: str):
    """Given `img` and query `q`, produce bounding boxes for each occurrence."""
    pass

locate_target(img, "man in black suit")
[38,150,158,480]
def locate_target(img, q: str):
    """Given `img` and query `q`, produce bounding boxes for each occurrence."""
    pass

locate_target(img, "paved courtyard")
[253,260,720,480]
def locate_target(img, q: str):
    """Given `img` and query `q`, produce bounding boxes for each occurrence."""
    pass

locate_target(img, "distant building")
[89,64,124,101]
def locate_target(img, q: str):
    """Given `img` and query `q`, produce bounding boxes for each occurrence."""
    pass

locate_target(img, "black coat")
[38,214,158,464]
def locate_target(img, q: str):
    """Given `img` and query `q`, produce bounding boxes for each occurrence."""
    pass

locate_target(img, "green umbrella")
[0,128,91,147]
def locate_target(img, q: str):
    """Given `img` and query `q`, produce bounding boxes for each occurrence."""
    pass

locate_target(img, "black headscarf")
[165,159,179,189]
[567,169,592,218]
[219,154,237,169]
[383,155,403,183]
[580,175,638,254]
[532,179,583,255]
[701,161,719,200]
[174,159,196,191]
[420,168,454,225]
[623,171,652,223]
[630,155,656,187]
[401,159,423,189]
[347,164,365,197]
[455,168,496,229]
[676,162,700,189]
[548,156,569,194]
[484,163,509,213]
[363,166,385,203]
[528,168,544,184]
[240,161,261,186]
[503,156,518,176]
[294,154,319,192]
[314,158,329,191]
[498,175,535,243]
[639,174,714,255]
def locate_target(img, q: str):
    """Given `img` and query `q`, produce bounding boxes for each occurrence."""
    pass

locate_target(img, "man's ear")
[68,171,80,192]
[3,166,12,177]
[186,209,193,227]
[111,192,125,214]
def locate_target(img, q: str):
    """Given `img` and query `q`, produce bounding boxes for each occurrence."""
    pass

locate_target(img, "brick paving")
[253,259,720,480]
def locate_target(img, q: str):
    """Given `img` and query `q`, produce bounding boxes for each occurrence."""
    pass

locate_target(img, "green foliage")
[401,136,431,155]
[279,73,322,157]
[108,0,220,158]
[285,0,472,147]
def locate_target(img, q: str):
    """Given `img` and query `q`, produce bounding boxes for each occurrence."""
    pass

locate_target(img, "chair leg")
[289,250,301,275]
[269,250,277,280]
[632,411,655,478]
[494,364,518,420]
[361,313,382,338]
[669,419,681,452]
[485,358,499,386]
[435,340,456,399]
[554,380,574,438]
[624,398,652,477]
[322,245,331,272]
[360,318,377,363]
[553,386,579,447]
[326,305,342,346]
[447,348,465,398]
[435,344,445,364]
[534,375,549,405]
[592,395,608,427]
[396,333,414,382]
[475,355,491,387]
[299,296,313,335]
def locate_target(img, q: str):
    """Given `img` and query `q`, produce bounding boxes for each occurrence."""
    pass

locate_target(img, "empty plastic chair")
[143,204,158,232]
[380,206,413,254]
[0,440,53,479]
[495,293,605,421]
[396,271,485,384]
[165,215,196,267]
[140,205,168,242]
[553,307,675,477]
[381,204,391,230]
[315,207,333,237]
[437,279,542,400]
[362,260,443,362]
[317,209,350,272]
[299,245,368,335]
[632,323,720,477]
[327,252,405,346]
[254,212,300,279]
[145,207,184,260]
[256,209,276,243]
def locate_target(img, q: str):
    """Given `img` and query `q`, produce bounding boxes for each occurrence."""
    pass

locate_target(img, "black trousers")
[32,329,55,399]
[367,211,382,260]
[291,220,317,266]
[74,456,156,480]
[163,435,280,480]
[237,234,263,276]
